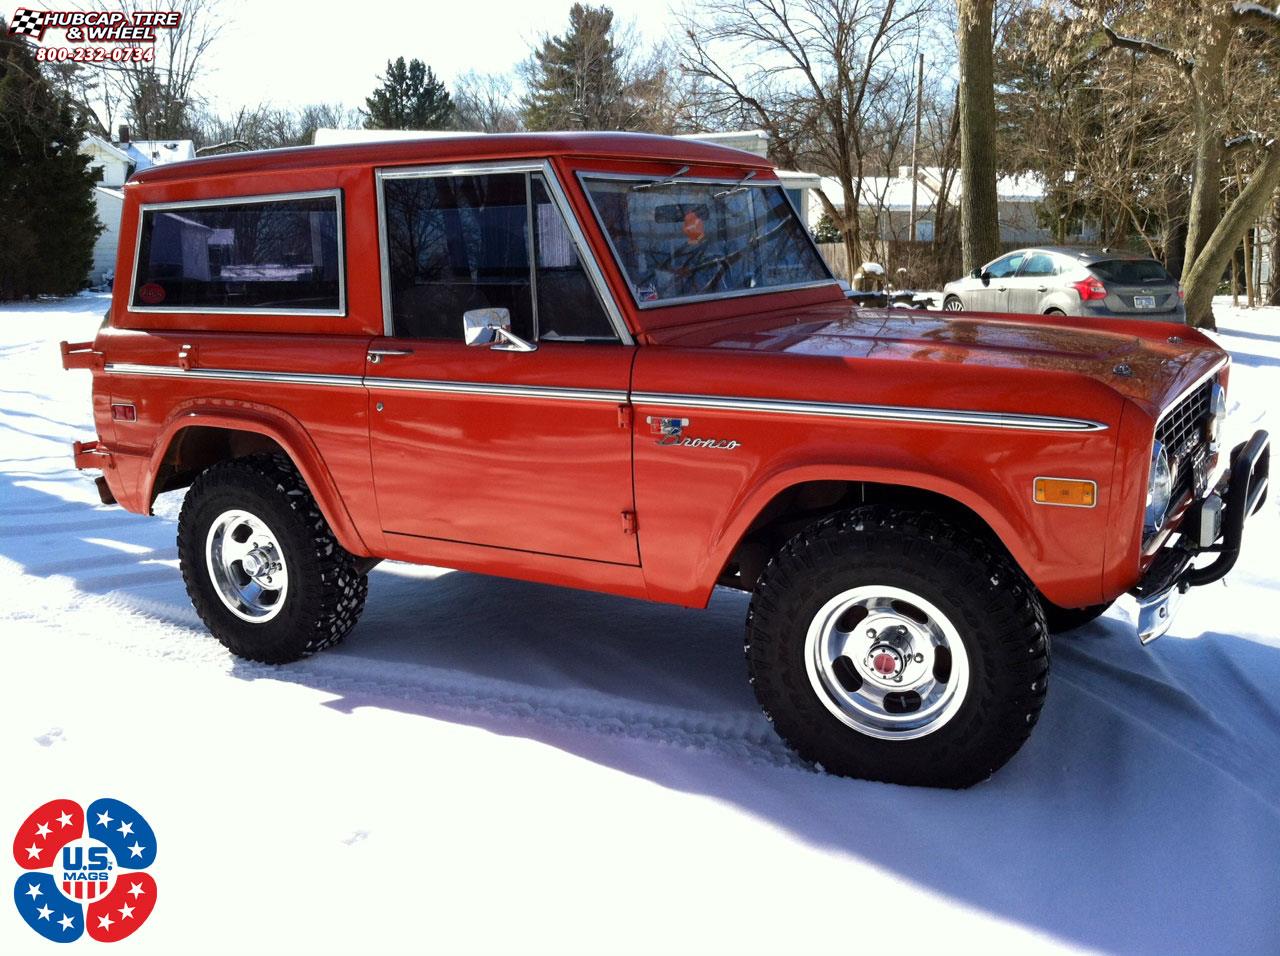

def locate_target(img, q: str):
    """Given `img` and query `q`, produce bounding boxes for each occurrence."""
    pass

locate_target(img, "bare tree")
[958,0,1001,270]
[682,0,940,277]
[454,71,521,132]
[1053,1,1280,328]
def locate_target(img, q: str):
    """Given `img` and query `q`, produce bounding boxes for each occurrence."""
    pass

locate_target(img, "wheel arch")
[145,407,373,558]
[710,466,1034,595]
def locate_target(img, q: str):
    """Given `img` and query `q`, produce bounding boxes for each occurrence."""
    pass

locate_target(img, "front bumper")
[1131,430,1270,643]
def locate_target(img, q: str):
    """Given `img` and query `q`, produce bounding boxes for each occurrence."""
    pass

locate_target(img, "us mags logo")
[12,798,157,943]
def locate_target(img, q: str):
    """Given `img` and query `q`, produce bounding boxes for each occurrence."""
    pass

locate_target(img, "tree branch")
[1101,23,1194,76]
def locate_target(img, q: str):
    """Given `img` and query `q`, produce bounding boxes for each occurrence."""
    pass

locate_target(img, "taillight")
[1073,276,1108,302]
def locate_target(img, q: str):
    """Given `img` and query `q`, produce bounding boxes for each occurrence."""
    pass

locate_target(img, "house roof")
[815,167,1047,214]
[132,132,770,184]
[81,134,133,166]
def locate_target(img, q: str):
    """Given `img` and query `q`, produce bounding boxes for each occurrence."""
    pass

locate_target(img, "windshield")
[580,176,833,306]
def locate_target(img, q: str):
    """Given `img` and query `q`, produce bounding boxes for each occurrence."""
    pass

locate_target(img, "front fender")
[634,421,1118,610]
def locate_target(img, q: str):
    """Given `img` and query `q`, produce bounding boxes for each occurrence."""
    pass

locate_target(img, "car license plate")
[1134,295,1156,309]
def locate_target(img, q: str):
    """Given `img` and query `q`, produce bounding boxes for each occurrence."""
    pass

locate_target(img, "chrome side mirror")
[462,308,536,352]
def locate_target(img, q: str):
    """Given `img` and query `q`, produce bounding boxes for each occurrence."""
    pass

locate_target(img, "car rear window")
[131,192,344,313]
[1089,259,1173,285]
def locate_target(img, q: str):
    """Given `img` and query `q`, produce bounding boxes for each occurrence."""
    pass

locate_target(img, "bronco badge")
[646,416,741,450]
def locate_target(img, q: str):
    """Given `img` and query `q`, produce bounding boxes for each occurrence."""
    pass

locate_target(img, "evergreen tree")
[522,4,629,130]
[364,58,455,130]
[0,22,102,300]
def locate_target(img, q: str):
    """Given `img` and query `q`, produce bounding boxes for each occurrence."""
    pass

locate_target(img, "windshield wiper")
[630,165,690,192]
[713,169,757,199]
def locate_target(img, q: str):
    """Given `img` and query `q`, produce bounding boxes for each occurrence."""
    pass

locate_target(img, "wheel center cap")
[871,649,901,677]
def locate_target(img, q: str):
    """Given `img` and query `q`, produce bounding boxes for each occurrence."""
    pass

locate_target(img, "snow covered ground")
[2,294,1278,955]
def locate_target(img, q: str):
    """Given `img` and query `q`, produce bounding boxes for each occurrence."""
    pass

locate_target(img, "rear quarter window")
[131,191,344,313]
[1089,259,1173,285]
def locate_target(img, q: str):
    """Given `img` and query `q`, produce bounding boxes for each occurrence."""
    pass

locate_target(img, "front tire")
[943,295,965,312]
[178,454,368,664]
[746,507,1049,788]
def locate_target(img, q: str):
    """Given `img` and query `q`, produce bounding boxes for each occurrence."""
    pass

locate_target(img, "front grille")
[1156,379,1213,504]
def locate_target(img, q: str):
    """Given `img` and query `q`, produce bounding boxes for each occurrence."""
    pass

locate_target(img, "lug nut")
[914,653,925,663]
[866,628,877,638]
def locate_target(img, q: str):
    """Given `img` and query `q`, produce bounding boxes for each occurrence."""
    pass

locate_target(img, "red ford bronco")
[61,133,1269,788]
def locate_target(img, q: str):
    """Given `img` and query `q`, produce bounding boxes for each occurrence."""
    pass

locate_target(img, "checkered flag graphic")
[8,8,48,39]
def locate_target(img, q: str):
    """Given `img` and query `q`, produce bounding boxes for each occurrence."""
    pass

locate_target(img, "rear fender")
[138,401,373,558]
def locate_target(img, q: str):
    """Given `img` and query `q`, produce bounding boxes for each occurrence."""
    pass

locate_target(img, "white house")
[810,166,1089,246]
[78,129,196,287]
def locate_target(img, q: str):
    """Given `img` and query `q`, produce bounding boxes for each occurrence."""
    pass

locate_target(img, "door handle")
[997,286,1007,292]
[1037,286,1048,293]
[367,348,414,364]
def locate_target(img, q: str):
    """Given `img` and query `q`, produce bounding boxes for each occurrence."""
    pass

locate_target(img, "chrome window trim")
[575,171,839,311]
[373,159,633,345]
[631,392,1109,433]
[128,188,347,317]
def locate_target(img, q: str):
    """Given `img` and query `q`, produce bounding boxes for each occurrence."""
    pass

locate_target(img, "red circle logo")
[137,283,166,305]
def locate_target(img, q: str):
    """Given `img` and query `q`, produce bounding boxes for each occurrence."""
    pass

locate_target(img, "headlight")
[1145,441,1172,533]
[1207,381,1227,451]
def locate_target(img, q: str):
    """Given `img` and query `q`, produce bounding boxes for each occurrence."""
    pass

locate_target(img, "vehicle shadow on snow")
[5,472,1280,955]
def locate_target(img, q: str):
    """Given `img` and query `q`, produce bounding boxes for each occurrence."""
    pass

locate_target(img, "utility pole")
[909,52,924,243]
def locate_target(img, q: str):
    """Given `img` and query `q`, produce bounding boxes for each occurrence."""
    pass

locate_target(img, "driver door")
[367,163,638,566]
[971,252,1025,312]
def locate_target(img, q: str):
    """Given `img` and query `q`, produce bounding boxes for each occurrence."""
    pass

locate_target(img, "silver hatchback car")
[942,247,1186,322]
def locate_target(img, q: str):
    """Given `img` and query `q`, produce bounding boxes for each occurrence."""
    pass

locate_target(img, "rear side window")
[1089,259,1173,284]
[131,192,344,313]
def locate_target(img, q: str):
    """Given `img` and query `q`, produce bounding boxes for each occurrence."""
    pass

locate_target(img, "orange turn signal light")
[1033,477,1097,508]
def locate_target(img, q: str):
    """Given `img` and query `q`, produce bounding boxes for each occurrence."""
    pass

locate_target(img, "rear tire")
[746,507,1049,788]
[943,295,964,312]
[178,454,368,664]
[1045,308,1066,315]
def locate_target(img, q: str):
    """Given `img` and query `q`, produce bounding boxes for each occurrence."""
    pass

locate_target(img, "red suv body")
[61,133,1269,787]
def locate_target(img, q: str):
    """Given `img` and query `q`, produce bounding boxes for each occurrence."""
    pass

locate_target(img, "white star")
[58,914,75,931]
[98,913,114,931]
[36,904,53,921]
[56,810,74,828]
[24,883,42,900]
[118,902,135,920]
[24,843,42,861]
[117,820,133,838]
[96,810,113,828]
[35,822,51,839]
[127,882,145,899]
[128,841,145,859]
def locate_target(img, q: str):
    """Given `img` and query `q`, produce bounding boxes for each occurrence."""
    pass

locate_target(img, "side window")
[1021,253,1057,277]
[132,193,343,312]
[530,175,615,341]
[383,173,533,340]
[985,253,1024,279]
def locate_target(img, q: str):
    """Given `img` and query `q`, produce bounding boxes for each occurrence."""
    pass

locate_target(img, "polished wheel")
[805,585,970,739]
[205,509,289,623]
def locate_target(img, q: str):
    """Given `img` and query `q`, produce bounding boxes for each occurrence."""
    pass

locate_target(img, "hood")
[649,302,1227,415]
